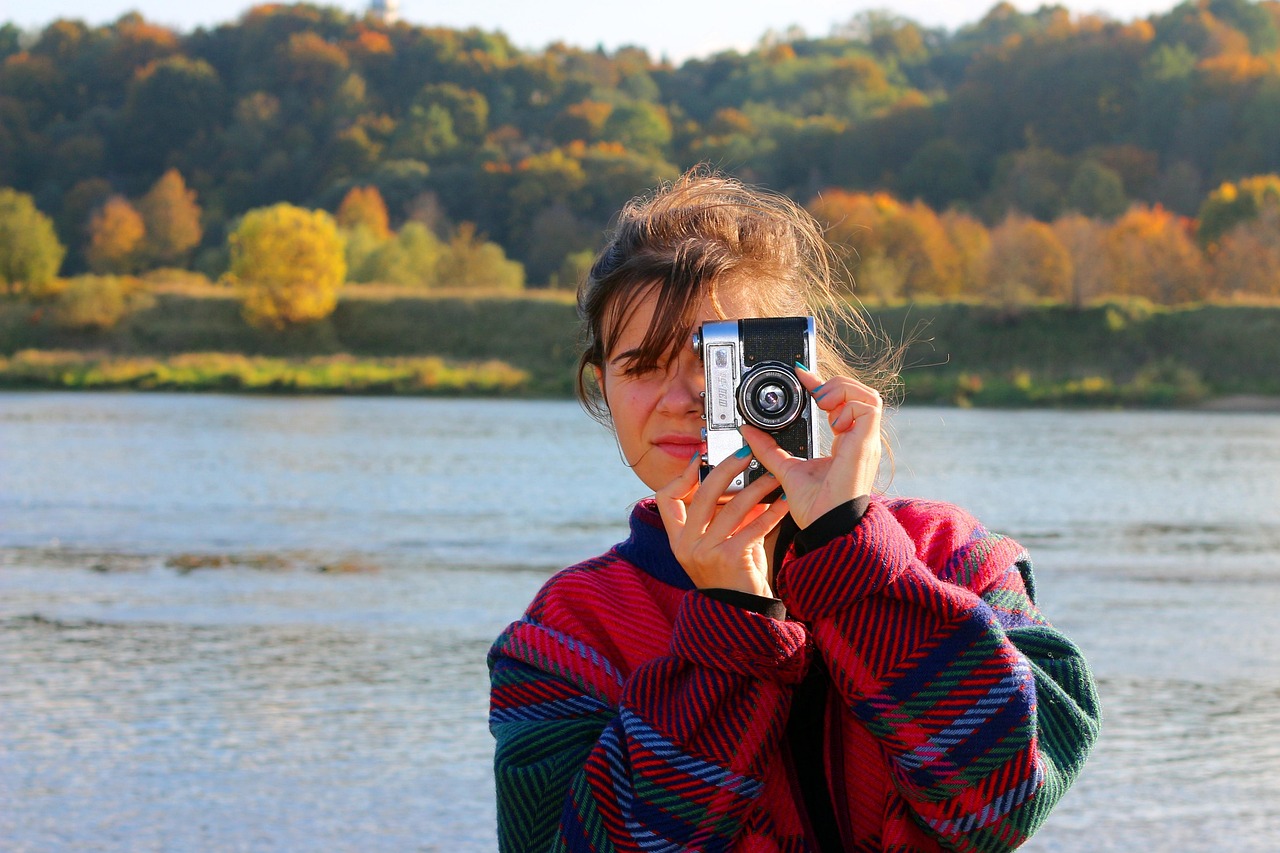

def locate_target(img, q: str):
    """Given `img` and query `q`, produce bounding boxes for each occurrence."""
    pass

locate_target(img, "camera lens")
[737,363,803,431]
[756,383,787,415]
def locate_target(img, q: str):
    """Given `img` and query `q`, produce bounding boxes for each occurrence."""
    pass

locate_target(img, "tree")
[137,169,203,267]
[436,222,523,291]
[1210,206,1280,299]
[1105,204,1207,303]
[1052,213,1109,307]
[336,185,391,239]
[1197,174,1280,249]
[0,187,65,296]
[227,204,346,328]
[86,196,146,274]
[357,221,443,286]
[1066,160,1128,219]
[984,214,1073,309]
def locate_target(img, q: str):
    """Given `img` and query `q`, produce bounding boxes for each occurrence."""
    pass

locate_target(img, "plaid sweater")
[489,497,1100,851]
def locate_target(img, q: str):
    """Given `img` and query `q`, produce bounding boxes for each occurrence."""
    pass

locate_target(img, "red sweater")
[489,497,1100,851]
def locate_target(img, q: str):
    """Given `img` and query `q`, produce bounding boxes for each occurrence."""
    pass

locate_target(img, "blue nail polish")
[794,361,808,371]
[733,445,752,458]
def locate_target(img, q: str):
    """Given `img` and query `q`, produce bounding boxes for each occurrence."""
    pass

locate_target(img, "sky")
[3,0,1181,62]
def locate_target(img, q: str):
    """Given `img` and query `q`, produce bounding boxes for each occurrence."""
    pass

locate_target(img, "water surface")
[2,393,1278,850]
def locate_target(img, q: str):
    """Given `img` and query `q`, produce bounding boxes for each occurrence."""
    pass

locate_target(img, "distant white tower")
[370,0,400,24]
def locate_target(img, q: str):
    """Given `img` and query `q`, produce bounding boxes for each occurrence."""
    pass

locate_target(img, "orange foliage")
[336,186,391,240]
[86,196,146,274]
[985,214,1073,308]
[1105,205,1208,303]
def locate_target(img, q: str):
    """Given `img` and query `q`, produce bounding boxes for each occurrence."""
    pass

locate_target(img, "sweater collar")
[613,499,695,591]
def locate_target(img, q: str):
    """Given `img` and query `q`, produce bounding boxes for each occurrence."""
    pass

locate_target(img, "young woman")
[489,171,1100,852]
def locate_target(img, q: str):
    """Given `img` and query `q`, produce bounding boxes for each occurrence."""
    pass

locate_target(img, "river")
[1,392,1278,850]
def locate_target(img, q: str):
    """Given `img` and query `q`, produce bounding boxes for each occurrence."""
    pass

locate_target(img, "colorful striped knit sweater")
[489,496,1100,851]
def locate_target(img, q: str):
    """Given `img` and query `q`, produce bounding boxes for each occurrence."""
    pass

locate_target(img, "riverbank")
[2,288,1278,406]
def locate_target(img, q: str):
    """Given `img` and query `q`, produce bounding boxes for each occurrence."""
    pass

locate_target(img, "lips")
[652,434,703,459]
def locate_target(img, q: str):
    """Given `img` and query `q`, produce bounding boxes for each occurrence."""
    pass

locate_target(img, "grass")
[2,289,1279,405]
[0,350,529,395]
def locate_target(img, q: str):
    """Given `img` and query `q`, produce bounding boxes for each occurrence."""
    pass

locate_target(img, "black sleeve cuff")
[792,496,871,557]
[699,588,787,620]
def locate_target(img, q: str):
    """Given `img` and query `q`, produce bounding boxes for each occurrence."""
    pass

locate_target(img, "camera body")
[695,316,819,492]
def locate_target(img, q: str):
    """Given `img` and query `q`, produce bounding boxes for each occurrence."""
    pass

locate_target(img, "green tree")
[437,222,523,290]
[0,187,65,296]
[1197,174,1280,249]
[227,204,347,328]
[1066,160,1128,219]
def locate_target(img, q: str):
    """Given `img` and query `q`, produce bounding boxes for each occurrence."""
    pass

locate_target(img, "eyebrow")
[609,348,641,367]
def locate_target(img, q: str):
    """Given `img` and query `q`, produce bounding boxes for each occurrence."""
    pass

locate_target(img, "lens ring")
[737,363,803,430]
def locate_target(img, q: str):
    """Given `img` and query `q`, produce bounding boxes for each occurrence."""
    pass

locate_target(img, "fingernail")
[733,445,752,458]
[780,493,788,501]
[794,361,808,371]
[689,451,700,463]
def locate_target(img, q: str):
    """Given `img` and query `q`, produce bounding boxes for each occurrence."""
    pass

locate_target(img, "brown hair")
[575,167,900,426]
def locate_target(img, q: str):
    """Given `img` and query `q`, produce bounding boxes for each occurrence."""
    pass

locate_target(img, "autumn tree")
[1105,204,1207,303]
[86,196,146,274]
[336,185,391,239]
[984,214,1073,309]
[0,187,65,296]
[809,190,960,301]
[1052,213,1109,307]
[137,169,202,267]
[227,204,346,328]
[1210,206,1280,300]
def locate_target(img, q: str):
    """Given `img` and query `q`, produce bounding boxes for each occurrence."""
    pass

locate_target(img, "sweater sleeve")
[488,586,810,852]
[774,500,1101,853]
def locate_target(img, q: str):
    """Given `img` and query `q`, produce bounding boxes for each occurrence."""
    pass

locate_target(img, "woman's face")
[597,286,758,493]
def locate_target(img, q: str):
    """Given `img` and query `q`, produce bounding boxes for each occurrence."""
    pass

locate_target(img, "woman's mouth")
[653,436,703,459]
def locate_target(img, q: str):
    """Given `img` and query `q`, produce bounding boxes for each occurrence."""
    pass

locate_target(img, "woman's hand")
[654,449,792,597]
[740,365,883,531]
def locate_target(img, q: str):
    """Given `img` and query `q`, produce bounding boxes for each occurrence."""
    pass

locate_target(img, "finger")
[731,493,792,543]
[702,468,781,540]
[830,399,881,435]
[654,451,701,531]
[793,362,825,395]
[811,376,881,414]
[683,446,756,532]
[739,424,801,480]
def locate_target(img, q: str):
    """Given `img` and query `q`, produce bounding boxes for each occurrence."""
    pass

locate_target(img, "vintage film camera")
[694,317,819,492]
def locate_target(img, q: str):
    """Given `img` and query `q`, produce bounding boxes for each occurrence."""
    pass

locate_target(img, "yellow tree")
[86,195,146,274]
[809,190,906,300]
[984,214,1073,310]
[941,210,990,298]
[808,190,960,301]
[227,204,346,328]
[137,168,202,267]
[1105,205,1207,304]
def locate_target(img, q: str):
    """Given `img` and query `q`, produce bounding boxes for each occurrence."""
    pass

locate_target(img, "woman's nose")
[657,354,704,414]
